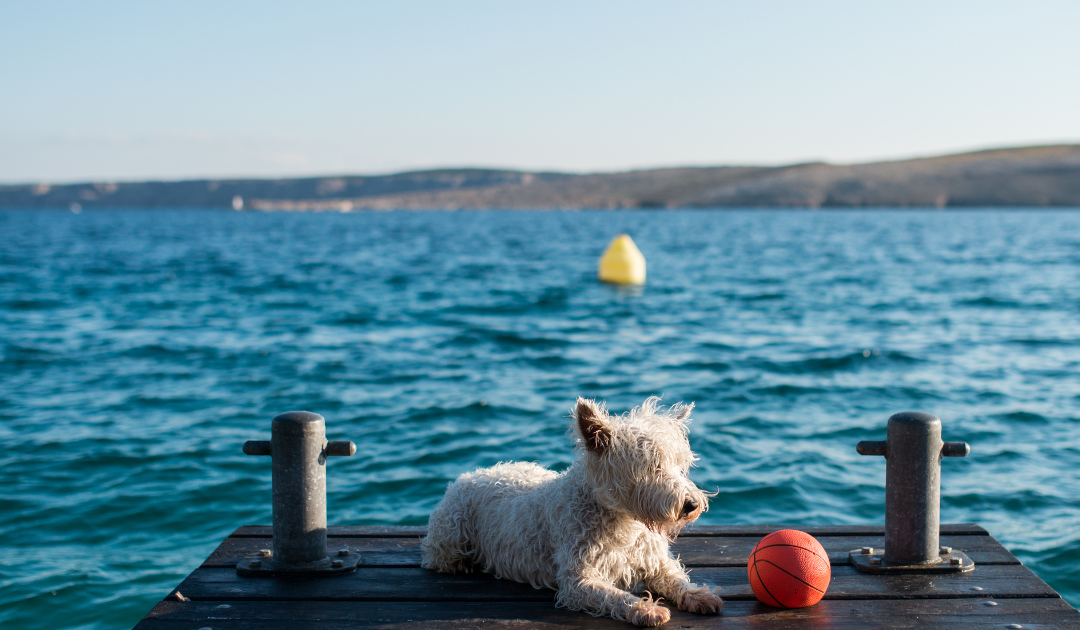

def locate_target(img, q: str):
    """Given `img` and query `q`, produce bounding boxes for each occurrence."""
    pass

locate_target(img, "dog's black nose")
[682,498,699,516]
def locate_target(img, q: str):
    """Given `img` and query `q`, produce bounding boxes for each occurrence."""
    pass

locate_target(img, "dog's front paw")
[626,600,671,627]
[677,585,723,615]
[443,558,475,574]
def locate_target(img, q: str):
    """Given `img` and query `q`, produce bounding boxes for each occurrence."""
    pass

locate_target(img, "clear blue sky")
[2,1,1078,183]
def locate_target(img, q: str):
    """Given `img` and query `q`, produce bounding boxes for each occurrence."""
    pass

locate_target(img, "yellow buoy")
[598,234,646,284]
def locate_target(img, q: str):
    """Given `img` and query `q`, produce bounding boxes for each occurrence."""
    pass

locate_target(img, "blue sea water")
[1,208,1079,629]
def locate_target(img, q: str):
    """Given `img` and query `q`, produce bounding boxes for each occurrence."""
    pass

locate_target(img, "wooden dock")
[136,523,1080,629]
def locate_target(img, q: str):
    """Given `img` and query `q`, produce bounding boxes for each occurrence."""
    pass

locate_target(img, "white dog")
[421,397,723,626]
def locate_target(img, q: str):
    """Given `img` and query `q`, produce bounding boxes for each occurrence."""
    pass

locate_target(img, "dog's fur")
[421,397,723,626]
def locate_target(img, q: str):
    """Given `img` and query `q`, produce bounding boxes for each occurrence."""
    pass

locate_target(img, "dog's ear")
[670,402,694,424]
[575,397,612,454]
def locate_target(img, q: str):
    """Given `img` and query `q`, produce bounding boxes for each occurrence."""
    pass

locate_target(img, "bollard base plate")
[849,549,974,574]
[237,553,362,577]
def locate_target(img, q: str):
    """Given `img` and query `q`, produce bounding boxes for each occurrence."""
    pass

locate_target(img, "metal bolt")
[950,557,962,566]
[984,601,998,606]
[1007,625,1023,629]
[861,547,874,554]
[940,546,953,554]
[338,549,349,556]
[870,557,882,565]
[259,549,272,557]
[331,559,344,568]
[250,560,261,567]
[971,586,984,591]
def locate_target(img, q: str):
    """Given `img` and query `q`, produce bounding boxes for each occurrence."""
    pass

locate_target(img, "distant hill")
[4,145,1080,210]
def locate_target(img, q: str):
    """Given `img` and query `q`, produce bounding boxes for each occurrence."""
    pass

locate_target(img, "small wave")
[128,299,180,310]
[974,448,1028,461]
[436,332,482,348]
[675,361,732,372]
[535,288,570,309]
[748,384,829,398]
[354,372,425,385]
[1027,537,1080,576]
[231,276,310,294]
[523,355,580,368]
[991,411,1049,424]
[740,293,785,302]
[446,293,570,316]
[751,350,921,375]
[802,425,886,441]
[108,394,213,411]
[832,275,873,285]
[329,313,376,325]
[957,296,1044,309]
[2,299,64,310]
[488,331,570,349]
[0,345,77,368]
[956,388,1009,405]
[264,300,311,309]
[700,341,737,351]
[435,328,569,350]
[951,489,1072,514]
[717,415,786,432]
[409,445,499,466]
[120,344,187,359]
[1008,337,1077,347]
[120,344,229,363]
[397,401,541,425]
[848,384,948,402]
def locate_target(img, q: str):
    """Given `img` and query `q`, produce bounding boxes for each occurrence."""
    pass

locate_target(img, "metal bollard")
[237,411,360,576]
[851,411,973,574]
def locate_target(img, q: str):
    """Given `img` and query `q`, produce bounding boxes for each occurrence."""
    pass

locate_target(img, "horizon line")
[3,141,1079,188]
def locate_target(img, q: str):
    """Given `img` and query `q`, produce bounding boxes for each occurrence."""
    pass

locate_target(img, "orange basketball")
[747,529,831,608]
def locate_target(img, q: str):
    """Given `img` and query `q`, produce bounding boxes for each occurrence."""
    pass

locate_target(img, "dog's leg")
[557,578,671,626]
[645,556,724,615]
[420,485,476,574]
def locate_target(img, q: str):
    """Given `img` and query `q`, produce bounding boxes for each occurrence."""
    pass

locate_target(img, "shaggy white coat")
[421,397,723,626]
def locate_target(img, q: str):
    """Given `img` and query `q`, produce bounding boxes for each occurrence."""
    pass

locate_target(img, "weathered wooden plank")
[204,537,425,568]
[674,534,1015,567]
[136,598,1080,629]
[231,525,427,538]
[172,564,1058,602]
[230,523,988,538]
[202,534,1019,569]
[680,523,986,537]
